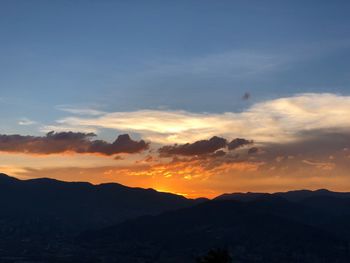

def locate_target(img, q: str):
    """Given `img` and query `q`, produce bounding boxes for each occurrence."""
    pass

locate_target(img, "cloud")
[43,93,350,145]
[88,134,149,155]
[56,105,105,116]
[159,136,227,156]
[158,136,254,157]
[0,132,148,156]
[227,138,253,150]
[242,92,251,100]
[141,50,285,79]
[302,160,335,171]
[248,147,259,155]
[18,118,37,126]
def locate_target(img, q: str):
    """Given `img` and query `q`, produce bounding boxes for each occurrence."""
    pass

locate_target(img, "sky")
[1,0,350,198]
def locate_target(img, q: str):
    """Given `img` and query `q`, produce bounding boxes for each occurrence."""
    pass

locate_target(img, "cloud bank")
[158,136,253,157]
[45,93,350,145]
[0,132,148,156]
[159,136,227,156]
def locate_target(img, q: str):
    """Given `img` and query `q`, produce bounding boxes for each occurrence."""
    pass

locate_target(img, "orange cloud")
[7,152,350,199]
[302,160,336,171]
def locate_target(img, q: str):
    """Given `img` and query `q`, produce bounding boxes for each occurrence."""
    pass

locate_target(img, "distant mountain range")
[1,173,350,262]
[215,188,350,202]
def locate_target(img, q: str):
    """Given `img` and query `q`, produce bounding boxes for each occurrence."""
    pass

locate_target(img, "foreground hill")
[0,172,202,255]
[1,173,350,262]
[78,197,350,263]
[0,173,199,229]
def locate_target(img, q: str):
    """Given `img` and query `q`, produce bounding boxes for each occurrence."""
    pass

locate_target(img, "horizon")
[0,172,346,200]
[1,1,350,198]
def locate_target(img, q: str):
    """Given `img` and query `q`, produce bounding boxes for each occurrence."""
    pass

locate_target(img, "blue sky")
[0,0,350,134]
[1,1,350,196]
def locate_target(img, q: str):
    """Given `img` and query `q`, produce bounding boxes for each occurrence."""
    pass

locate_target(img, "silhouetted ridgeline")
[0,173,200,230]
[1,173,350,262]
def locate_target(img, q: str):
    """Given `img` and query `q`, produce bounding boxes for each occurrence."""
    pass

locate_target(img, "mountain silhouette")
[0,173,201,230]
[1,173,350,262]
[215,189,350,202]
[79,198,350,262]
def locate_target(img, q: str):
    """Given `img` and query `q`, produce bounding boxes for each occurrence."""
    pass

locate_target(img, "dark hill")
[79,199,350,263]
[0,173,200,237]
[215,189,350,202]
[1,173,350,262]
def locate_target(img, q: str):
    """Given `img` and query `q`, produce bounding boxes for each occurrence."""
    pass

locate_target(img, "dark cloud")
[88,134,148,155]
[242,92,251,100]
[228,138,253,150]
[248,147,259,154]
[0,132,148,155]
[211,150,226,157]
[159,136,227,156]
[248,129,350,164]
[159,136,254,157]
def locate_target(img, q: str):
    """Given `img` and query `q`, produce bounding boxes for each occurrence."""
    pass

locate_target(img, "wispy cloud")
[302,160,335,171]
[142,50,286,79]
[18,118,37,126]
[55,105,106,116]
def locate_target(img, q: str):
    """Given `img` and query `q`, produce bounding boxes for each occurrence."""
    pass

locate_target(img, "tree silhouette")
[196,248,232,263]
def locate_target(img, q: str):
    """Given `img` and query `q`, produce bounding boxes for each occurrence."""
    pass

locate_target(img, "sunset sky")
[1,1,350,198]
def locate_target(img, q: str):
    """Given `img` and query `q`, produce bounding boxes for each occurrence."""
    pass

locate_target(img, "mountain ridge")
[215,188,350,202]
[3,173,350,201]
[1,173,350,262]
